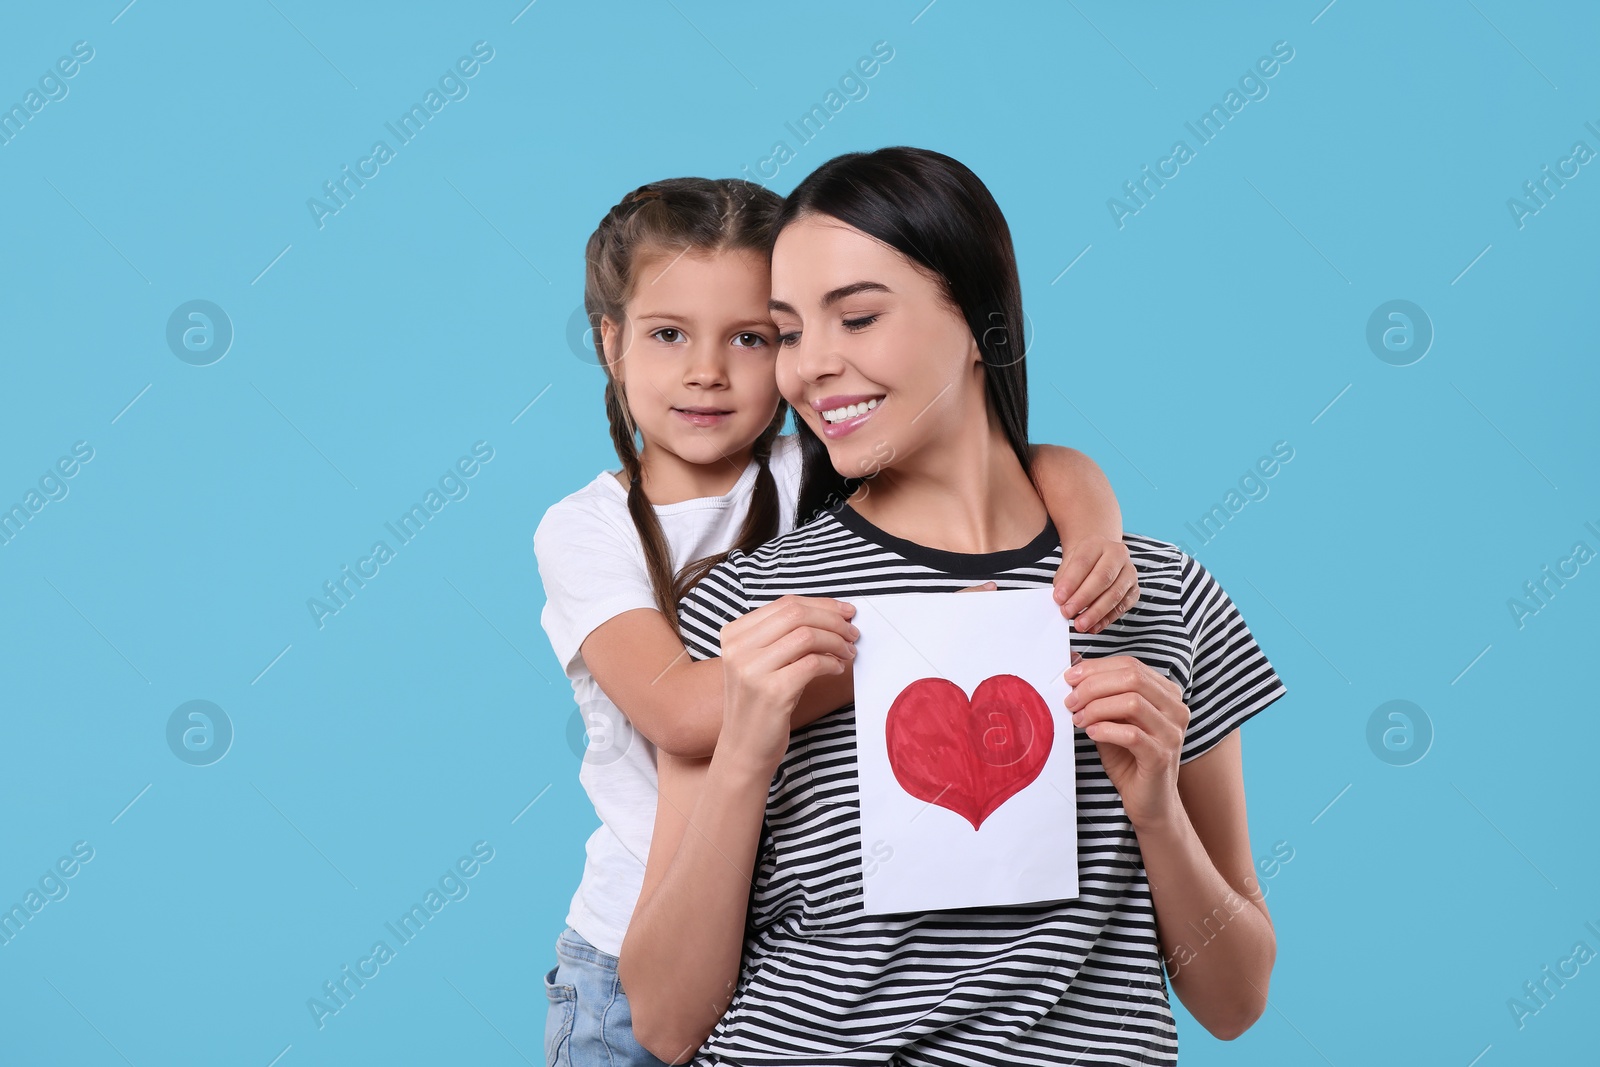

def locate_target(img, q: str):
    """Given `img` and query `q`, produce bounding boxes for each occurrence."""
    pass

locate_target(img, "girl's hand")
[719,595,858,773]
[1053,536,1139,634]
[1063,654,1188,831]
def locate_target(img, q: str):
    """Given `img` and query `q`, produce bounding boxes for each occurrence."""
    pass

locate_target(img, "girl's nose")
[683,345,730,387]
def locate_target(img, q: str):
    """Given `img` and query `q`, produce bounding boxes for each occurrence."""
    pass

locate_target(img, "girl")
[619,149,1290,1066]
[535,177,1140,1066]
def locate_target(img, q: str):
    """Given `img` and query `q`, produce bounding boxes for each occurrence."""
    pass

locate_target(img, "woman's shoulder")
[1119,533,1248,626]
[1121,532,1188,576]
[740,507,853,566]
[681,510,850,600]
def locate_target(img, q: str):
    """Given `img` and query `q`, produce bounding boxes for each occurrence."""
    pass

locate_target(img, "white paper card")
[849,586,1078,915]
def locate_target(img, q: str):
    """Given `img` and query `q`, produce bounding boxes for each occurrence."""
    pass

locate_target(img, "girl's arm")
[1029,444,1140,635]
[581,611,853,758]
[587,443,1113,757]
[618,595,857,1061]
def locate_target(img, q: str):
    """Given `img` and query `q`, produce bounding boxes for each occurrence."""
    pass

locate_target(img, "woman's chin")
[821,437,891,483]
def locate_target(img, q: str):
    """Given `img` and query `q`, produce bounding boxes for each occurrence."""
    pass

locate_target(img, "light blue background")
[1,2,1595,1064]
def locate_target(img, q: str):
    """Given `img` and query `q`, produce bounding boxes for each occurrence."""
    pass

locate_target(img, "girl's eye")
[651,327,685,344]
[843,315,878,332]
[731,332,768,349]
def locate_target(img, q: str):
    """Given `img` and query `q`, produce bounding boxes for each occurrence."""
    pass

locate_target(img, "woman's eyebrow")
[769,281,892,316]
[822,281,891,306]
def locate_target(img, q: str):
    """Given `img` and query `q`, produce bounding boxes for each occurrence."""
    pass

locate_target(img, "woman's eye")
[843,315,879,331]
[776,331,800,348]
[651,327,684,344]
[731,332,768,349]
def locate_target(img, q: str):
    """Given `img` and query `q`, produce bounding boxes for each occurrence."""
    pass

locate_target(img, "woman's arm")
[618,750,768,1063]
[1140,731,1275,1040]
[618,596,857,1061]
[581,608,854,758]
[1062,655,1274,1040]
[1029,444,1140,635]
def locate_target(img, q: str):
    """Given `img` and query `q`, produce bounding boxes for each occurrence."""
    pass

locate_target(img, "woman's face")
[769,215,980,480]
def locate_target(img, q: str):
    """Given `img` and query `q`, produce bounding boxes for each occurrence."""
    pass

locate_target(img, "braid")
[602,378,679,623]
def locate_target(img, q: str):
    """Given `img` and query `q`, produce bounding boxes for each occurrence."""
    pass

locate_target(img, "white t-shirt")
[533,433,803,958]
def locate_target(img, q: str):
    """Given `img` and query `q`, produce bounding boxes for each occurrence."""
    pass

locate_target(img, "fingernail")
[1071,712,1084,727]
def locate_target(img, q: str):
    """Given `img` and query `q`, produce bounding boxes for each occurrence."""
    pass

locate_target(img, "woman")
[618,147,1288,1066]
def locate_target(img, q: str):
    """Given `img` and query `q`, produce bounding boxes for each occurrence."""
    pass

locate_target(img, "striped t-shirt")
[676,504,1287,1066]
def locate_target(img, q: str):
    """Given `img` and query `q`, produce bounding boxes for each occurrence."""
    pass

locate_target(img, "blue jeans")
[544,925,673,1067]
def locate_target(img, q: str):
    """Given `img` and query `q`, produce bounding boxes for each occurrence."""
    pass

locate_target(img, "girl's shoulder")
[533,469,639,558]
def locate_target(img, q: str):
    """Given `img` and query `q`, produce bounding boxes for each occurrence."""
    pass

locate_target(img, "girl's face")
[769,214,980,479]
[603,246,782,475]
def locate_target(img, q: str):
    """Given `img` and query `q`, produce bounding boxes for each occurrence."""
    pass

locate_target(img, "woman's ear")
[600,315,625,382]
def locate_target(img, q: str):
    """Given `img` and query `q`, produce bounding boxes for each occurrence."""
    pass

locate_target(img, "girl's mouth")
[674,406,734,428]
[815,395,883,439]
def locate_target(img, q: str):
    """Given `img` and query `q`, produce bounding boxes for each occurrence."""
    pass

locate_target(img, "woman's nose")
[787,332,844,385]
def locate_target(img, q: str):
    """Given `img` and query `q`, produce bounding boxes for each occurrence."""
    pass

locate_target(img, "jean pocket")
[543,962,577,1067]
[555,926,609,968]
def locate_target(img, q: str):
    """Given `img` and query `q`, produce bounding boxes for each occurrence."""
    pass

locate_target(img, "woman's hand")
[1053,535,1139,634]
[719,595,858,773]
[1063,654,1189,830]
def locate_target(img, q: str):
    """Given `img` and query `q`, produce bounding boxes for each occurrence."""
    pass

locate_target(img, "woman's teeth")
[821,398,881,424]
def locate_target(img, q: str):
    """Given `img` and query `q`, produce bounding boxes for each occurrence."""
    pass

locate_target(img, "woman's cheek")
[775,352,805,406]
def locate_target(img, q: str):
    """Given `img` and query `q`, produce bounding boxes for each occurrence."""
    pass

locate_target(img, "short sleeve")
[770,433,803,531]
[676,556,752,662]
[532,495,658,675]
[1177,554,1287,763]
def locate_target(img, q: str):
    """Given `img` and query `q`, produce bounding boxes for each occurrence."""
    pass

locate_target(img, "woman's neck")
[848,408,1045,555]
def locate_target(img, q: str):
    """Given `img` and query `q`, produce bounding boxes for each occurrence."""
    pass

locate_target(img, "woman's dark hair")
[584,178,787,630]
[774,146,1031,525]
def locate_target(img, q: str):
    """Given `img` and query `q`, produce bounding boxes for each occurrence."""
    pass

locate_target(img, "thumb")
[958,581,998,593]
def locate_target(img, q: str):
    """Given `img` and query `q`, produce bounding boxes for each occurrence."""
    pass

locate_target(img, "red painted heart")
[883,674,1055,831]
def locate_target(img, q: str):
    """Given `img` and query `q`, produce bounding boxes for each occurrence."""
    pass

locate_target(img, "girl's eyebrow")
[769,280,892,317]
[632,313,775,331]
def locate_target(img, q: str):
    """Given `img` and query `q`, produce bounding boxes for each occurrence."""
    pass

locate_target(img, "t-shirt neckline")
[833,502,1059,576]
[597,455,760,515]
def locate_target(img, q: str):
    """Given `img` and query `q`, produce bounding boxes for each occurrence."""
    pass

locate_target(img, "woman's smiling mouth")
[813,394,884,438]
